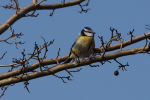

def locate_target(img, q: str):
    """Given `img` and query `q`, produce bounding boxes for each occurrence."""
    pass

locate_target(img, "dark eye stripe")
[84,31,93,33]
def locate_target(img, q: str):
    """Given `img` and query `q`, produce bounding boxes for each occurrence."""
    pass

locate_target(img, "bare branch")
[8,26,25,48]
[145,24,150,31]
[0,0,150,91]
[36,0,47,6]
[53,74,72,83]
[114,59,129,71]
[24,81,30,93]
[1,0,23,10]
[13,0,19,14]
[135,34,148,53]
[0,52,7,60]
[25,10,39,17]
[0,39,55,80]
[78,4,90,13]
[89,64,99,67]
[82,0,90,6]
[0,39,54,67]
[0,45,149,86]
[0,25,24,45]
[94,32,150,53]
[32,0,37,4]
[0,85,9,98]
[0,29,150,81]
[49,9,55,17]
[0,0,85,35]
[127,29,135,42]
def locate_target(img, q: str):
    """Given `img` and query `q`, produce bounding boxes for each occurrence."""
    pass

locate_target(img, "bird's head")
[79,27,95,37]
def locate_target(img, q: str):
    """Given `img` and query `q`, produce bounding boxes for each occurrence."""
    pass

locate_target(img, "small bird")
[64,27,95,76]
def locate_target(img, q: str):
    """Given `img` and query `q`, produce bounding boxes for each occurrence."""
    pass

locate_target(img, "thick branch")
[0,31,150,80]
[0,0,85,35]
[0,46,149,86]
[0,55,68,80]
[95,32,150,53]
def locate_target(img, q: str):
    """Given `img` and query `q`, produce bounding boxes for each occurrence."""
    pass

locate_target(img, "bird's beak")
[93,32,96,34]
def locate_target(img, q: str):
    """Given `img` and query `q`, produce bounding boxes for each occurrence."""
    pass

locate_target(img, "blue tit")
[64,27,95,63]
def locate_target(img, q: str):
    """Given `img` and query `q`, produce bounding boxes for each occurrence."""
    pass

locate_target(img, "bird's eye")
[84,30,92,33]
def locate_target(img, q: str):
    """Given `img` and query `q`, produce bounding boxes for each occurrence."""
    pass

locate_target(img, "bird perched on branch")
[64,27,95,76]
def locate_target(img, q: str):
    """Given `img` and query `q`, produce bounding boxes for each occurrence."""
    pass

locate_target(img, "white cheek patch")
[84,32,94,37]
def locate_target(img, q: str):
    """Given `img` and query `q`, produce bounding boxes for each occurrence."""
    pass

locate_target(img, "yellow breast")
[70,36,95,59]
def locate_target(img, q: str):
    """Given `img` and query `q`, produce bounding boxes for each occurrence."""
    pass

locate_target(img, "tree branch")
[0,55,68,80]
[32,0,37,4]
[0,31,150,80]
[0,45,149,86]
[0,0,85,35]
[95,32,150,53]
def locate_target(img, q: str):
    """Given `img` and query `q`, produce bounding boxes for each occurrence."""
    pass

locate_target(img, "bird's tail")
[63,58,73,77]
[63,57,72,64]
